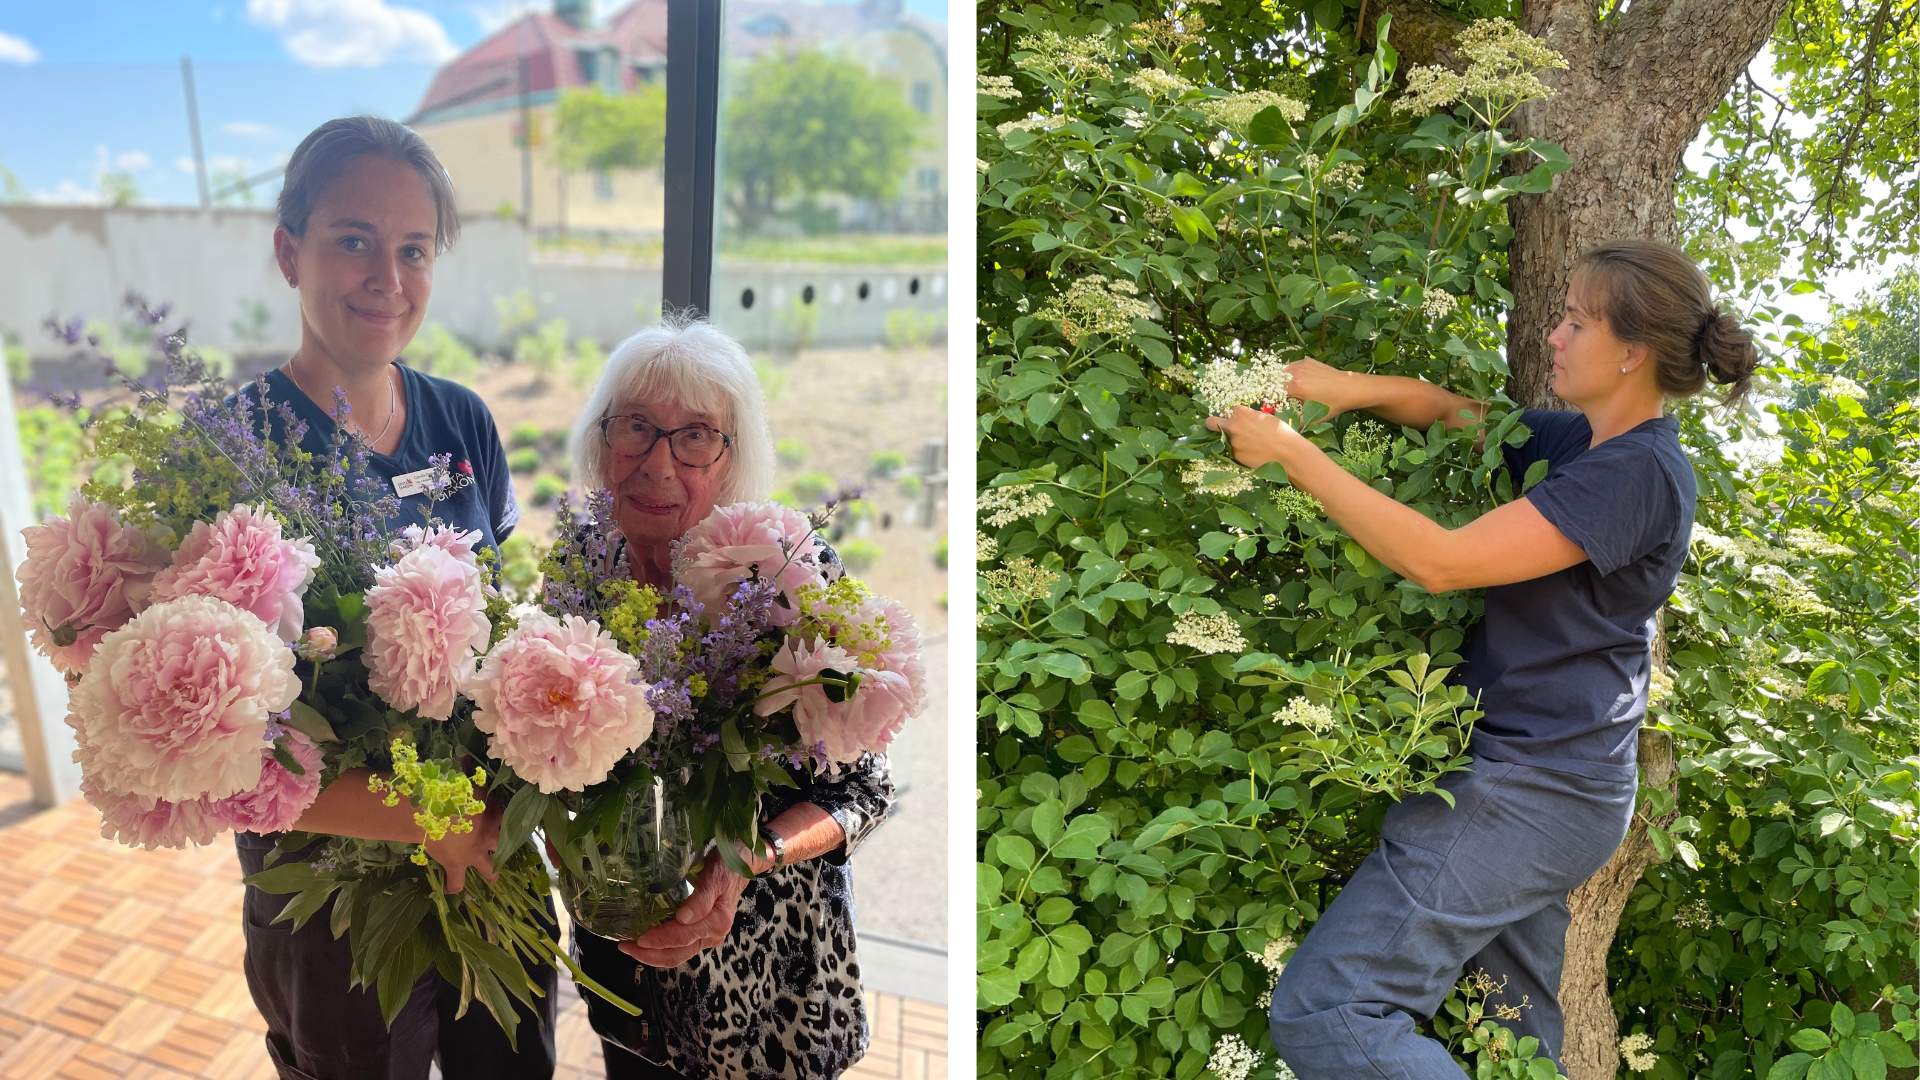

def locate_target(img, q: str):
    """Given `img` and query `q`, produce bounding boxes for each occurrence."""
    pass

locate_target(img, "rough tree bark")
[1375,1,1790,1075]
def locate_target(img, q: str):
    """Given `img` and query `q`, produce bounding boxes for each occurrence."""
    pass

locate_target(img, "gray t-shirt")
[1458,409,1696,780]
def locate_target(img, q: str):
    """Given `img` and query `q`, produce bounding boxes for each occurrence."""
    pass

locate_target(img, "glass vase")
[555,778,698,940]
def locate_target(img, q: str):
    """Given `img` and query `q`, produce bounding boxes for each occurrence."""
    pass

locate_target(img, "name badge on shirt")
[392,468,437,498]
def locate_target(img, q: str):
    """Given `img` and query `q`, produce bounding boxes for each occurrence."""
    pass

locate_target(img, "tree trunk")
[1493,3,1791,1076]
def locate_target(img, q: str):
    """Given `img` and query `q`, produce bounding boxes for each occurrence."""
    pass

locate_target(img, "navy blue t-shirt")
[243,363,518,552]
[1457,409,1696,780]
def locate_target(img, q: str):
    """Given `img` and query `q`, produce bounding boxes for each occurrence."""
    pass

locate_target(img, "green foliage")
[932,534,946,568]
[514,318,571,386]
[775,437,808,466]
[507,447,541,474]
[509,422,545,450]
[1678,0,1919,281]
[977,8,1573,1075]
[551,85,667,174]
[495,289,538,342]
[785,470,836,503]
[404,322,481,382]
[885,308,944,351]
[569,335,605,392]
[775,297,820,356]
[898,473,924,497]
[835,537,881,573]
[870,450,907,477]
[4,328,28,386]
[16,405,90,519]
[721,50,925,231]
[496,534,542,600]
[530,475,566,507]
[100,170,138,208]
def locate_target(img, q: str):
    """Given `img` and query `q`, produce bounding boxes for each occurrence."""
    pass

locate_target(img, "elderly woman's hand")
[617,846,765,968]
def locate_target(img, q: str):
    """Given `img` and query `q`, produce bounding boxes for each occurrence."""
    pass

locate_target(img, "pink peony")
[467,610,654,793]
[68,594,300,801]
[80,774,222,850]
[16,497,170,674]
[862,596,927,724]
[295,626,339,662]
[362,544,491,721]
[148,504,320,641]
[673,501,830,627]
[756,636,913,765]
[208,731,324,834]
[395,524,482,563]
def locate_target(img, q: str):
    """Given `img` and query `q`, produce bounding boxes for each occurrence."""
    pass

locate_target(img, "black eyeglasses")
[598,414,734,468]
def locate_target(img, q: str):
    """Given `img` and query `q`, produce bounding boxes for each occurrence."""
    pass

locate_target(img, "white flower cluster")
[1015,29,1118,80]
[1273,697,1334,733]
[977,74,1020,100]
[1182,460,1255,497]
[1128,67,1193,98]
[1192,349,1294,415]
[1341,419,1391,461]
[979,484,1055,527]
[1297,153,1365,188]
[1038,274,1154,345]
[1130,17,1202,50]
[1618,1032,1658,1072]
[977,532,999,563]
[1647,665,1675,709]
[996,113,1067,137]
[1422,288,1456,321]
[1274,487,1323,522]
[1206,1034,1264,1080]
[1201,90,1308,132]
[1675,898,1714,931]
[1250,934,1294,1008]
[1394,18,1568,114]
[1167,610,1247,654]
[1327,230,1358,244]
[1752,563,1835,616]
[981,556,1059,606]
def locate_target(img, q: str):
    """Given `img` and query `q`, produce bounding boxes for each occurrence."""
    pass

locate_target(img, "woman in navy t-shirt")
[231,116,552,1079]
[1208,240,1758,1076]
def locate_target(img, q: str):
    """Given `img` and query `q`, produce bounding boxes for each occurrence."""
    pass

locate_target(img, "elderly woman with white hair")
[564,316,896,1080]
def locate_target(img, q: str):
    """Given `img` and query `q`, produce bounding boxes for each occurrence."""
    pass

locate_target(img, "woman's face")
[274,155,436,374]
[604,398,731,548]
[1545,275,1631,405]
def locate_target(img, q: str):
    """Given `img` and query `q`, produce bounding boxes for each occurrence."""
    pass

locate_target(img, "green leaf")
[1768,1054,1814,1080]
[1791,1028,1833,1052]
[978,967,1020,1008]
[285,699,338,743]
[496,784,550,866]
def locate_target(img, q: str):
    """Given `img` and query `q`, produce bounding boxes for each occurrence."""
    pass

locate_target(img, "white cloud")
[114,150,153,172]
[222,121,279,139]
[0,32,38,64]
[175,155,199,175]
[246,0,457,68]
[32,180,105,205]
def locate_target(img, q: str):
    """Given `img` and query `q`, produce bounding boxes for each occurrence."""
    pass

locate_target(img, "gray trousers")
[1268,758,1637,1079]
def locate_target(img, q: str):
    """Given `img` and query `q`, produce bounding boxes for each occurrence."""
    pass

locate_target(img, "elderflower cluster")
[1422,288,1457,321]
[1167,610,1247,654]
[1201,90,1308,132]
[1206,1034,1264,1080]
[981,557,1060,607]
[1647,665,1675,709]
[1249,934,1294,1008]
[1192,349,1294,415]
[979,483,1054,527]
[1130,17,1203,50]
[1298,153,1366,188]
[1182,460,1255,497]
[1037,274,1153,344]
[996,113,1067,137]
[1014,29,1118,80]
[1274,487,1324,522]
[1342,420,1391,462]
[1274,697,1335,733]
[1714,841,1743,864]
[1394,18,1568,114]
[1675,898,1715,931]
[1751,563,1836,616]
[1127,67,1193,98]
[976,532,999,563]
[1619,1032,1659,1072]
[977,74,1020,101]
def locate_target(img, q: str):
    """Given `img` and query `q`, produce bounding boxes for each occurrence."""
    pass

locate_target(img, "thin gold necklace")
[284,360,398,446]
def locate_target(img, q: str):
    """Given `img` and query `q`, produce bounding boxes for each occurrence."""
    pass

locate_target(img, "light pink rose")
[362,544,491,721]
[208,731,324,834]
[80,774,222,850]
[673,501,830,627]
[467,610,654,793]
[15,497,170,674]
[68,595,301,801]
[395,524,482,563]
[148,504,320,641]
[296,626,339,662]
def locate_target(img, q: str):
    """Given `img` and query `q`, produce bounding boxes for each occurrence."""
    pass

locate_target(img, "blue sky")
[0,0,949,207]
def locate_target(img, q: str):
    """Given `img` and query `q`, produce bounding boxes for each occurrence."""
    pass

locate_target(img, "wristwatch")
[764,827,788,871]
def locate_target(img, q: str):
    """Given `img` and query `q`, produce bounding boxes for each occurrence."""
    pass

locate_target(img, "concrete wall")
[0,205,946,367]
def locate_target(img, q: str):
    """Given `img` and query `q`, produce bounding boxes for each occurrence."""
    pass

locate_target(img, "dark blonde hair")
[1573,239,1758,406]
[276,116,461,254]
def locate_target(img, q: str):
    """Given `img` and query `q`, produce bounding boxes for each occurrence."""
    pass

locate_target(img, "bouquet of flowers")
[13,313,627,1045]
[468,491,926,939]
